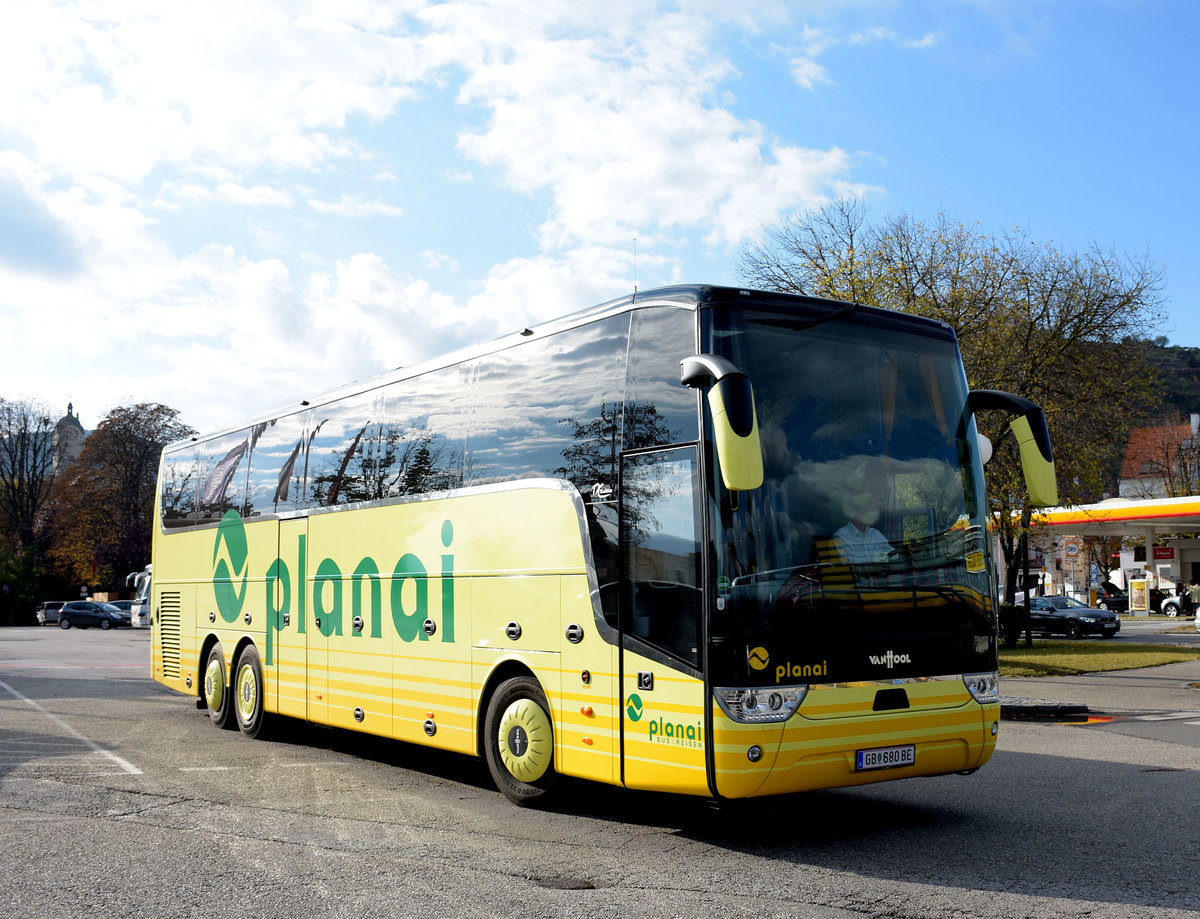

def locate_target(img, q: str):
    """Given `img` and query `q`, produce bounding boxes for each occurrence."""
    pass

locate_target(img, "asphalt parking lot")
[4,625,1200,918]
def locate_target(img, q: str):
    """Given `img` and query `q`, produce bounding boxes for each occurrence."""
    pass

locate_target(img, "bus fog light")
[747,746,763,763]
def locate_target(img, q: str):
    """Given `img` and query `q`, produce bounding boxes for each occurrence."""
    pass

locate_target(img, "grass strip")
[999,641,1200,678]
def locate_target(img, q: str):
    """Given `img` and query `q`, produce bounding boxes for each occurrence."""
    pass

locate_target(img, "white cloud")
[308,195,405,218]
[788,22,939,92]
[790,57,832,91]
[0,1,897,433]
[451,5,855,256]
[420,250,461,271]
[0,1,425,184]
[302,253,475,374]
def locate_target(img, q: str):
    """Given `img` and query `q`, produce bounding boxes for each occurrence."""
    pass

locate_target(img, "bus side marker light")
[582,737,593,746]
[580,706,594,717]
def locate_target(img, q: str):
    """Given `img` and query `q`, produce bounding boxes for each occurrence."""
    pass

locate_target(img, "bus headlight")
[963,672,999,704]
[714,685,807,723]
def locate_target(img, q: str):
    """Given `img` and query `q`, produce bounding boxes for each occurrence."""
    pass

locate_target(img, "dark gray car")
[1028,595,1121,639]
[57,601,129,630]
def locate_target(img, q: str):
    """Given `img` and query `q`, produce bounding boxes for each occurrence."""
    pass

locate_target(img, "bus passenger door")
[273,517,310,722]
[619,447,710,796]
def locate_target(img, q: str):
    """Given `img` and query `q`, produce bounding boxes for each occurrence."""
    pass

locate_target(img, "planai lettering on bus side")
[211,511,457,666]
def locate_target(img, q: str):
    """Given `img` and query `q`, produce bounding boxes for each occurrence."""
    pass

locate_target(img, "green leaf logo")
[626,693,644,722]
[212,510,249,624]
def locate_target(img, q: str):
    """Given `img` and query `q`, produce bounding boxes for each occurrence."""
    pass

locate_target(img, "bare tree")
[0,398,58,554]
[1138,424,1200,498]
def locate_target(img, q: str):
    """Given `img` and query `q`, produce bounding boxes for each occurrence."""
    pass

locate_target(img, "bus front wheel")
[203,643,234,729]
[234,644,270,739]
[483,677,557,806]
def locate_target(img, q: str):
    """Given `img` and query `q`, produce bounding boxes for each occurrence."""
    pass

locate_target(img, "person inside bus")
[833,459,893,564]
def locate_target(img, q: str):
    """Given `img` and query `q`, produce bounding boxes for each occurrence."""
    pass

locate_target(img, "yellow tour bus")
[149,285,1056,805]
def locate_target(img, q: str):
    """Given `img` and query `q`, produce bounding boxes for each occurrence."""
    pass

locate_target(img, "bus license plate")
[856,744,915,771]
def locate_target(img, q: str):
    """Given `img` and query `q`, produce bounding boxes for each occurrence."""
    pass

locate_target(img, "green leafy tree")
[740,199,1166,603]
[48,404,194,592]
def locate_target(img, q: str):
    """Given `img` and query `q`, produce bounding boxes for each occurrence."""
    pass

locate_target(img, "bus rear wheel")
[203,643,234,729]
[234,644,269,739]
[484,677,557,806]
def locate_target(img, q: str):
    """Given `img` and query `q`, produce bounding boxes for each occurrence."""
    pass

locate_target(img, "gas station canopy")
[1030,495,1200,538]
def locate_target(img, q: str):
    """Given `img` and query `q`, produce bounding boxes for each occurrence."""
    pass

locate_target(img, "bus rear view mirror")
[681,354,764,492]
[961,389,1057,507]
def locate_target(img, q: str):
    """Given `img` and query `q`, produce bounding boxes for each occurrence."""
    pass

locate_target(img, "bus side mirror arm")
[960,389,1058,507]
[681,354,764,492]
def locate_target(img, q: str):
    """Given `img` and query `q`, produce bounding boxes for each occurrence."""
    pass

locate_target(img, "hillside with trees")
[1147,342,1200,418]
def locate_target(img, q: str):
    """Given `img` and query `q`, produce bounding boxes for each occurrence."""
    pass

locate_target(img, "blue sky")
[2,0,1197,434]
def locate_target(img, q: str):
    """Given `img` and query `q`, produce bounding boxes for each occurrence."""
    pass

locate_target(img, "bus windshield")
[704,306,995,687]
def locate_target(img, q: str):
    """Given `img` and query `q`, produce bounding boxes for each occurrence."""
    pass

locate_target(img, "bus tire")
[483,676,557,806]
[233,644,270,739]
[203,643,234,729]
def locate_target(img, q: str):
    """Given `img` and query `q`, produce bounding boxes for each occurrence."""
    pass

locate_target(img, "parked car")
[1159,591,1195,618]
[1027,596,1121,639]
[57,600,129,630]
[107,600,134,625]
[1095,581,1172,614]
[35,601,66,625]
[1094,582,1129,613]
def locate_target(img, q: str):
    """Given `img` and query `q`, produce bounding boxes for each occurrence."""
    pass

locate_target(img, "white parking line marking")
[1133,712,1200,721]
[0,678,142,775]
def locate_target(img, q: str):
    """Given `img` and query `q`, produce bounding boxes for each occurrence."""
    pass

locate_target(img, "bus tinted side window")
[244,413,308,517]
[468,314,629,489]
[196,432,250,521]
[160,448,198,528]
[305,391,380,507]
[377,363,470,498]
[625,308,699,449]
